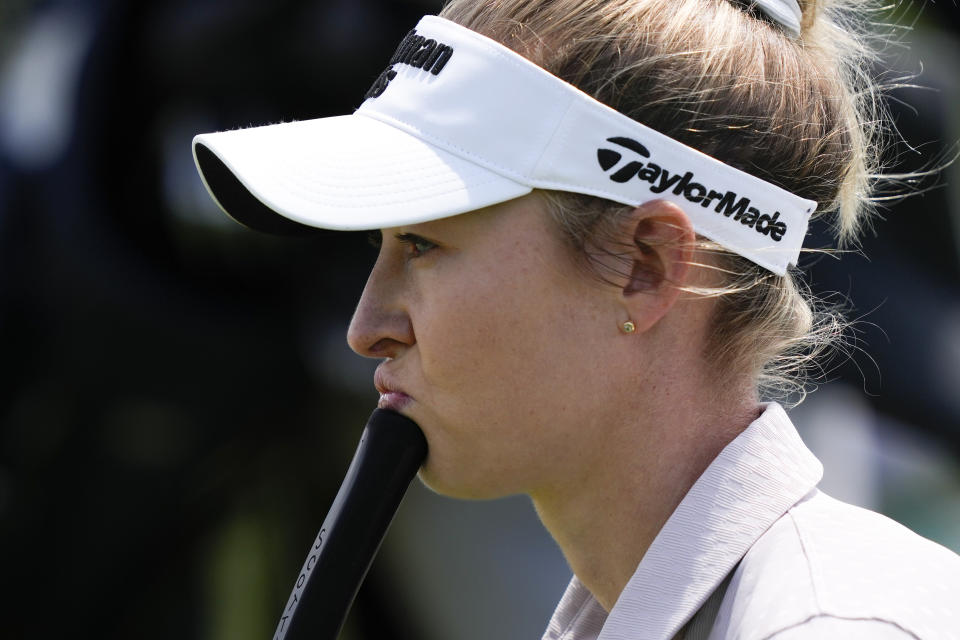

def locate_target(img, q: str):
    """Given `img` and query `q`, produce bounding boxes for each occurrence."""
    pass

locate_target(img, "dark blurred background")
[0,1,957,639]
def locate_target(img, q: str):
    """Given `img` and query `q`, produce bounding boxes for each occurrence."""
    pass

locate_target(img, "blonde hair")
[440,0,886,399]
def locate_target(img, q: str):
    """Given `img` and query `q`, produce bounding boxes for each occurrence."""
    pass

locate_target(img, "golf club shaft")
[272,408,427,640]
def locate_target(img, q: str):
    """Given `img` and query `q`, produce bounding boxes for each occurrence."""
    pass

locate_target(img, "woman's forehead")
[381,195,545,237]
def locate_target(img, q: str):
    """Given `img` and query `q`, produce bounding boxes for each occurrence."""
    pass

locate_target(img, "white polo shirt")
[541,403,960,640]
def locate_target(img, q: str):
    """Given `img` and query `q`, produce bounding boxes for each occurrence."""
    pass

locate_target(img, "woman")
[192,0,960,637]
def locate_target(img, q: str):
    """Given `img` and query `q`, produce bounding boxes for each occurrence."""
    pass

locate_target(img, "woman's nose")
[346,263,415,359]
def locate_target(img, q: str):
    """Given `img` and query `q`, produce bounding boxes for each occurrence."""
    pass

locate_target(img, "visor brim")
[192,114,532,235]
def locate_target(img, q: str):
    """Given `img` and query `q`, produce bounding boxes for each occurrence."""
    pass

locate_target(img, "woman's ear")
[619,200,695,332]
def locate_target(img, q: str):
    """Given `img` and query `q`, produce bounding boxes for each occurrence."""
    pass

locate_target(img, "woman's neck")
[530,385,760,612]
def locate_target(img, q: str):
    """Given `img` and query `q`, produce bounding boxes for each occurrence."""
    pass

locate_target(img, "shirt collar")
[543,403,823,640]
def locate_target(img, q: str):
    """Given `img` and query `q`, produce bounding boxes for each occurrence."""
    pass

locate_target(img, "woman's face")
[347,194,626,499]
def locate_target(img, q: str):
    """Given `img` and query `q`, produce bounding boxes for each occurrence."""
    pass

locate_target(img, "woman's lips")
[374,366,412,411]
[378,391,412,411]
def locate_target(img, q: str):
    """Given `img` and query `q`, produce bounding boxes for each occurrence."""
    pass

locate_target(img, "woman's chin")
[417,460,516,501]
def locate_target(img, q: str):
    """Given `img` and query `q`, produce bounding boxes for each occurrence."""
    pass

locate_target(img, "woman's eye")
[395,233,437,258]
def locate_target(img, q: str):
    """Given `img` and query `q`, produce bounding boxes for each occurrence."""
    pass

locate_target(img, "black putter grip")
[272,408,428,640]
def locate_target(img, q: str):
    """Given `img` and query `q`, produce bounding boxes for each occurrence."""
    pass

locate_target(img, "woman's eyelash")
[394,232,437,257]
[366,230,436,257]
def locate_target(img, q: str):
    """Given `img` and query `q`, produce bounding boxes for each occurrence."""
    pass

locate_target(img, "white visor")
[193,15,816,275]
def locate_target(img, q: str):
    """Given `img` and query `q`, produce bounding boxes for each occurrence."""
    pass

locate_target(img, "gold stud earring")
[621,320,636,334]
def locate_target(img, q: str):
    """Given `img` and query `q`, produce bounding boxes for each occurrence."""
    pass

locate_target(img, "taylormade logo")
[597,137,787,242]
[365,29,455,100]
